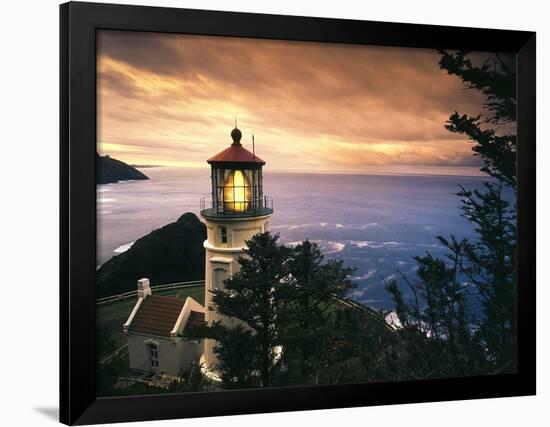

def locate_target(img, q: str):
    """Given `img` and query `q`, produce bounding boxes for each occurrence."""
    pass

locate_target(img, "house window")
[148,344,159,368]
[220,226,228,244]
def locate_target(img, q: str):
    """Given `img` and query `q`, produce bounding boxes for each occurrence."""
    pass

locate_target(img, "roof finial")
[252,134,255,160]
[230,120,242,146]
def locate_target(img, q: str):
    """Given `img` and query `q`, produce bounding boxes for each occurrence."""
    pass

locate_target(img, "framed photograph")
[60,1,536,425]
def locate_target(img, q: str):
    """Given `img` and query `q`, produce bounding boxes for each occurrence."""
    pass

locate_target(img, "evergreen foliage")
[385,50,517,375]
[281,240,355,382]
[187,234,364,387]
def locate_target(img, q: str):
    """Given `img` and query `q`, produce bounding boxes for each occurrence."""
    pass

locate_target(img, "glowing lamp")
[202,125,272,218]
[223,169,251,212]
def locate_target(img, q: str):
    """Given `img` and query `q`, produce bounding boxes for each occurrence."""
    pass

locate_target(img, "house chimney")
[137,278,151,299]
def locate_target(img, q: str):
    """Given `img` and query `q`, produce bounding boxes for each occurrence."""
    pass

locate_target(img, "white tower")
[199,126,273,377]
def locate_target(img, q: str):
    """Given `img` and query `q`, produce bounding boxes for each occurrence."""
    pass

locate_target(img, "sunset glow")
[97,31,491,175]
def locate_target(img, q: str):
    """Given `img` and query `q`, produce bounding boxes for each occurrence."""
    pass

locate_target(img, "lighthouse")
[199,125,273,376]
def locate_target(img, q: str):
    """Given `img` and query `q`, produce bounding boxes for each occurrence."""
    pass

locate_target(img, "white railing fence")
[96,280,205,305]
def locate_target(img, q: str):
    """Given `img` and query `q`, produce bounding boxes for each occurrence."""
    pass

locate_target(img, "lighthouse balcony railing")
[200,195,273,218]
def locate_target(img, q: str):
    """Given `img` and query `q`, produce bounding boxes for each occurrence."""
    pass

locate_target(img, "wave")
[350,269,377,281]
[349,240,403,249]
[386,274,402,284]
[270,223,313,230]
[348,288,366,299]
[416,243,442,248]
[357,222,379,229]
[323,241,346,253]
[273,222,379,231]
[114,241,135,254]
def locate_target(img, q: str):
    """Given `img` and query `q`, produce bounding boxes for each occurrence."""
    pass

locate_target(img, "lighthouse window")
[220,226,228,244]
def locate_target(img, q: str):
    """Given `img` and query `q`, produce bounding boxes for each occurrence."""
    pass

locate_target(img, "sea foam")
[114,241,135,254]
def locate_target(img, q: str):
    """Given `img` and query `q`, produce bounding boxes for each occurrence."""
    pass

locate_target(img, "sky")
[97,30,492,175]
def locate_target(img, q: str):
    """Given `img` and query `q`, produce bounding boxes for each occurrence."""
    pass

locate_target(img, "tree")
[194,323,261,389]
[96,326,125,396]
[385,50,517,376]
[440,50,517,371]
[96,326,117,359]
[280,240,355,383]
[457,182,516,369]
[190,232,292,388]
[187,234,364,388]
[315,304,403,384]
[385,236,486,378]
[439,50,516,187]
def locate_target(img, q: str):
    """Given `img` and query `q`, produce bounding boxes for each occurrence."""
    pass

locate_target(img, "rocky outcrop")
[97,153,148,184]
[96,213,206,298]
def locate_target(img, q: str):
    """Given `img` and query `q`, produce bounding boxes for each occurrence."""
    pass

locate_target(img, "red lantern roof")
[207,127,265,165]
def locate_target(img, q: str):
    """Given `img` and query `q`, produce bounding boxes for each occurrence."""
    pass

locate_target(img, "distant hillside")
[96,212,206,298]
[96,153,149,185]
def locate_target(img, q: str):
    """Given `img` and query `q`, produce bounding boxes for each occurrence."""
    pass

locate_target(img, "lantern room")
[200,126,273,218]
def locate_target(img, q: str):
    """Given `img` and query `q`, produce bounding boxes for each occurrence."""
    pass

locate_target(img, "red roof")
[129,295,185,337]
[207,144,265,165]
[129,295,206,337]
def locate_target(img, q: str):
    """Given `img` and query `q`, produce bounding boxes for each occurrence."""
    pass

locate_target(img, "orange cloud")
[97,30,508,174]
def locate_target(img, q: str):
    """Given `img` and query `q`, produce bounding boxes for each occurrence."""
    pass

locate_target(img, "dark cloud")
[98,31,186,76]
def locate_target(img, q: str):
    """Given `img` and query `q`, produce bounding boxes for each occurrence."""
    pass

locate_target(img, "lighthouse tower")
[199,126,273,375]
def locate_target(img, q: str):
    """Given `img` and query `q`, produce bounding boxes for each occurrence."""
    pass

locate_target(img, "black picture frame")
[60,1,536,425]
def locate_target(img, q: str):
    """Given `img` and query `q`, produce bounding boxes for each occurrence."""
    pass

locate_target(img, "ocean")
[97,167,491,310]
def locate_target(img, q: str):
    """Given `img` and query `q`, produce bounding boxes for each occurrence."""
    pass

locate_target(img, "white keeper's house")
[123,278,205,376]
[124,125,273,380]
